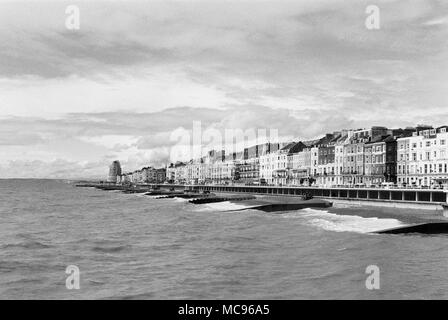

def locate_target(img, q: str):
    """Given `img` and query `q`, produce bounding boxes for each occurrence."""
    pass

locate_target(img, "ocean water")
[1,179,448,299]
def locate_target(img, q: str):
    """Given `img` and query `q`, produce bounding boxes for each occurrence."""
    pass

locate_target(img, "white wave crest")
[284,208,405,233]
[144,194,162,198]
[195,201,254,212]
[132,193,150,197]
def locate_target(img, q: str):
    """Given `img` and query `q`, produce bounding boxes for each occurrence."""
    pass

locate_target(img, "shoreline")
[76,182,448,221]
[76,182,447,207]
[73,181,448,233]
[211,191,447,222]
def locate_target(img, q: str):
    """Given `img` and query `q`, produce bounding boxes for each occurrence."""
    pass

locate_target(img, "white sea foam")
[283,208,405,233]
[195,201,254,212]
[144,194,161,198]
[132,193,149,197]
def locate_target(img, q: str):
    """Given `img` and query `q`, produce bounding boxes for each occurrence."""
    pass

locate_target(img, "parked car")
[381,182,394,189]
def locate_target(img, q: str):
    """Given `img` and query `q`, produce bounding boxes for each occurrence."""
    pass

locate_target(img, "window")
[426,141,431,147]
[441,140,446,145]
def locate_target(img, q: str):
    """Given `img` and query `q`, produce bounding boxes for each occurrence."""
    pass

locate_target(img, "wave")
[143,194,162,199]
[91,244,131,253]
[108,292,155,299]
[195,201,254,212]
[87,279,106,285]
[1,241,53,250]
[131,193,149,198]
[283,208,405,234]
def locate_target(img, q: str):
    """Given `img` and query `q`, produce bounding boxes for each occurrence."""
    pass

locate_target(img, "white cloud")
[0,0,447,178]
[78,135,140,148]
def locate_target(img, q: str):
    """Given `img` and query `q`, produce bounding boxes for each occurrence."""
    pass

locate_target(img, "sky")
[0,0,447,179]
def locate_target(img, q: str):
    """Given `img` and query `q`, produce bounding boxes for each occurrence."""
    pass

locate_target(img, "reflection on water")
[1,179,447,299]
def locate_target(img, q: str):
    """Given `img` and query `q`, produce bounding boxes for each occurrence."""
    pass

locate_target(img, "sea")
[1,179,447,299]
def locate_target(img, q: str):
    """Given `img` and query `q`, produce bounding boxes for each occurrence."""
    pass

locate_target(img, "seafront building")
[363,135,398,186]
[167,162,187,184]
[187,159,207,184]
[117,166,166,185]
[259,143,283,185]
[112,124,448,189]
[315,133,341,187]
[397,126,448,187]
[238,145,260,184]
[239,157,260,184]
[288,145,312,186]
[107,160,122,183]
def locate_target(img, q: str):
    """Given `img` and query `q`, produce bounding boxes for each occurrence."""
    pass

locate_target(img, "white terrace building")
[186,160,207,184]
[288,148,311,186]
[397,126,448,187]
[167,162,187,184]
[259,150,288,185]
[208,159,237,183]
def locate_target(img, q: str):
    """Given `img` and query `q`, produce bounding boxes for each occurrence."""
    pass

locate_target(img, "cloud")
[0,159,106,179]
[0,132,44,146]
[0,0,447,178]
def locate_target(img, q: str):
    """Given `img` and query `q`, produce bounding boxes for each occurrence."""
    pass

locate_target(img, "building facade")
[397,126,448,187]
[111,125,448,189]
[364,135,397,186]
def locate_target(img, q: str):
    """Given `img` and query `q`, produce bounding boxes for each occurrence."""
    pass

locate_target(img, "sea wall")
[157,184,448,212]
[329,198,444,212]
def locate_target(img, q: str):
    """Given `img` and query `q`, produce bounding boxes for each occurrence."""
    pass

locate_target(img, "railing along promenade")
[142,183,448,207]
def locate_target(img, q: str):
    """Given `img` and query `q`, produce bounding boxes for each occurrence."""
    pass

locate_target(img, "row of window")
[398,163,448,174]
[399,139,446,149]
[399,150,447,161]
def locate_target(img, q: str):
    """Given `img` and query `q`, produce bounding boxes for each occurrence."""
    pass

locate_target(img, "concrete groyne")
[228,198,333,212]
[189,195,256,204]
[376,222,448,234]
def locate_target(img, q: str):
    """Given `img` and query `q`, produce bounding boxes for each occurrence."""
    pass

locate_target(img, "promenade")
[146,183,448,212]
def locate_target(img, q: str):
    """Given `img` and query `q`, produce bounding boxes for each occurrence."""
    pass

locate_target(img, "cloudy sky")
[0,0,447,178]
